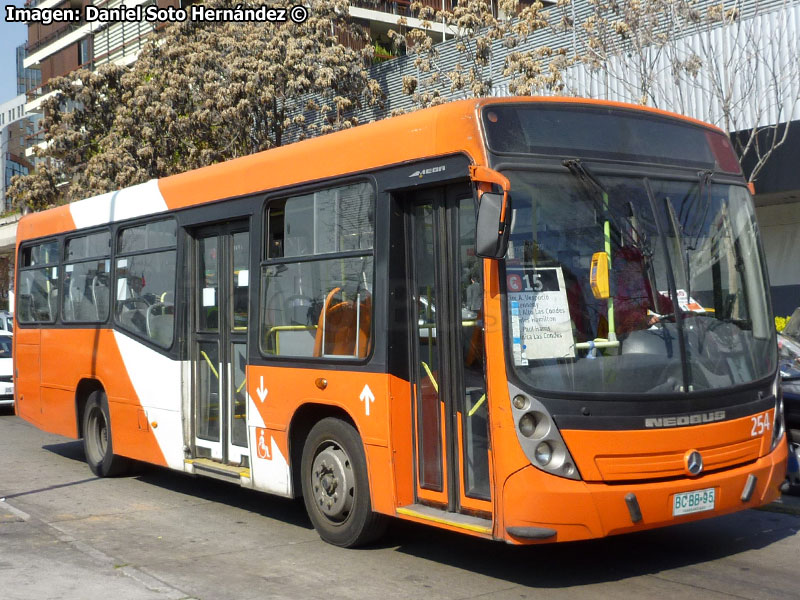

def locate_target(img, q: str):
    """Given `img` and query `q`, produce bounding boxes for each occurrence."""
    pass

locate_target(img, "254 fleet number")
[751,412,772,437]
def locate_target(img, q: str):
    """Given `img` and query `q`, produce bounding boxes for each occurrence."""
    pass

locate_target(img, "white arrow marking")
[359,384,375,416]
[257,376,268,403]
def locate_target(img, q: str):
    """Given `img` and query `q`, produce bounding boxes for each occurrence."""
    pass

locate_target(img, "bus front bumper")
[501,438,787,544]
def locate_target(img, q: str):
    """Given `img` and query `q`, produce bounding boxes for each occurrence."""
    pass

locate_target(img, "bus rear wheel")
[82,390,130,477]
[301,417,387,547]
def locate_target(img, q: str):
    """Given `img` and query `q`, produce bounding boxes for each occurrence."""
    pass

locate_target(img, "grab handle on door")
[200,350,219,379]
[420,361,438,393]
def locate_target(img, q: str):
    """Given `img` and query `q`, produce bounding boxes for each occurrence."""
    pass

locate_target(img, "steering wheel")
[649,312,675,325]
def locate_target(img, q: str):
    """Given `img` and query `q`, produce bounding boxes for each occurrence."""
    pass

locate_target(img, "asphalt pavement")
[2,407,800,600]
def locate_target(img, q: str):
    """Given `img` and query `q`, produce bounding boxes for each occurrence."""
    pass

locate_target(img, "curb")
[756,495,800,516]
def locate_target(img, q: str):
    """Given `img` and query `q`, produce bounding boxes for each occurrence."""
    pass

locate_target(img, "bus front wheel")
[82,390,130,477]
[301,417,387,547]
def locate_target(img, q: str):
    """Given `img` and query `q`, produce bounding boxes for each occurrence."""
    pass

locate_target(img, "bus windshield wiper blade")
[562,158,618,234]
[562,158,649,256]
[643,178,692,393]
[563,158,608,197]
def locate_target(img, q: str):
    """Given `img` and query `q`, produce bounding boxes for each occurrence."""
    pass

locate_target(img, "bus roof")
[16,96,726,243]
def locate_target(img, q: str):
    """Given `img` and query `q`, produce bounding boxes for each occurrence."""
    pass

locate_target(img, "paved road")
[2,407,799,600]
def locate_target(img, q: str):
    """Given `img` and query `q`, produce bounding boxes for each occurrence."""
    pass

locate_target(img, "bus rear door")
[191,223,251,466]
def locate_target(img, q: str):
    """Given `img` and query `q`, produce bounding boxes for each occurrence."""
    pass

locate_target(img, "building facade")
[0,94,30,309]
[0,94,27,310]
[0,94,32,214]
[0,42,44,311]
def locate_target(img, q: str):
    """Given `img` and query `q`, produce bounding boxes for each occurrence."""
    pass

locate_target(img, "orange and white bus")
[14,97,787,547]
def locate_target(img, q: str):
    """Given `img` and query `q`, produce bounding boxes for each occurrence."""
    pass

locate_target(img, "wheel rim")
[310,442,355,524]
[86,406,108,464]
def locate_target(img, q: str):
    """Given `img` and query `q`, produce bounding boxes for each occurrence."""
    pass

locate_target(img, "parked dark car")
[779,308,800,493]
[781,309,800,432]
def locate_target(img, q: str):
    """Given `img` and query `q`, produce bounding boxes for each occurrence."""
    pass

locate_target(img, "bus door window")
[458,198,490,500]
[230,342,248,449]
[412,201,443,492]
[197,340,221,442]
[232,232,249,329]
[196,235,221,445]
[408,190,491,508]
[198,237,219,331]
[230,231,250,450]
[193,223,250,463]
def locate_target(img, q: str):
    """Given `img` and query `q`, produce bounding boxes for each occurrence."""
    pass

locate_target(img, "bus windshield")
[503,170,775,395]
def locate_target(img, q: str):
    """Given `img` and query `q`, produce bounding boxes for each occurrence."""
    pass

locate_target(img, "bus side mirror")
[476,191,511,259]
[469,166,512,259]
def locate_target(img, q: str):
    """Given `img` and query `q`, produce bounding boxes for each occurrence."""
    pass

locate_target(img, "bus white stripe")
[248,427,292,498]
[69,179,168,229]
[113,330,185,470]
[247,392,292,497]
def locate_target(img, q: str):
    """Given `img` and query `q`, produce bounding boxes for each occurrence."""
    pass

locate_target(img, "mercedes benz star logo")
[685,450,704,475]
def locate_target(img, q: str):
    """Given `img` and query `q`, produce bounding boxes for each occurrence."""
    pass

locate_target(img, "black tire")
[82,390,131,477]
[301,417,387,547]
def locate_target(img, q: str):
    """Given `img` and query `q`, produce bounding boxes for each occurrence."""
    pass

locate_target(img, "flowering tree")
[10,0,383,211]
[389,0,569,108]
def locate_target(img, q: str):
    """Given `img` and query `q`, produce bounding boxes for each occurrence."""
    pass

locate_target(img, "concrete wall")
[756,202,800,316]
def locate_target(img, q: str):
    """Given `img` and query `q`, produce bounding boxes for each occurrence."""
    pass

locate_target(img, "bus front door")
[406,185,492,517]
[192,223,250,466]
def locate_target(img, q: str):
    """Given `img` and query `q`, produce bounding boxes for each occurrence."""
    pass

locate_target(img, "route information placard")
[507,266,575,364]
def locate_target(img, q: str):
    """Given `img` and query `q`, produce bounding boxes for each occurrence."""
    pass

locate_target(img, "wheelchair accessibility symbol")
[256,427,271,460]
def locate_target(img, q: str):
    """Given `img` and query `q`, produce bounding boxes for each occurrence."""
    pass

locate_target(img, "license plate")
[673,488,716,516]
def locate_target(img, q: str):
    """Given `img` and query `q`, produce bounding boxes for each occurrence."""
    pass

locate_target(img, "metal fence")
[343,0,800,133]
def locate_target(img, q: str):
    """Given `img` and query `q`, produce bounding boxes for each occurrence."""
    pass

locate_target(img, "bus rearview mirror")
[476,191,510,259]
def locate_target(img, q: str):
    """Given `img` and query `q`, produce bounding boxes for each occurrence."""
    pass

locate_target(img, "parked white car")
[0,310,12,335]
[0,334,13,407]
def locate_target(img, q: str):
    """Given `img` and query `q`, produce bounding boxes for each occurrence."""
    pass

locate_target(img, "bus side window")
[313,285,372,359]
[261,256,374,358]
[18,240,60,324]
[92,274,110,321]
[261,182,375,359]
[115,220,177,348]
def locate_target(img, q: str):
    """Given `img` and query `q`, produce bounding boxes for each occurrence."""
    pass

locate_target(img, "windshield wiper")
[643,178,693,392]
[677,170,713,241]
[563,159,606,195]
[664,170,714,316]
[562,159,649,253]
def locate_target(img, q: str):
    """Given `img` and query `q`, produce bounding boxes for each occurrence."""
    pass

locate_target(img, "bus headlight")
[535,442,553,465]
[519,413,537,437]
[512,394,529,410]
[508,382,581,480]
[772,372,786,452]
